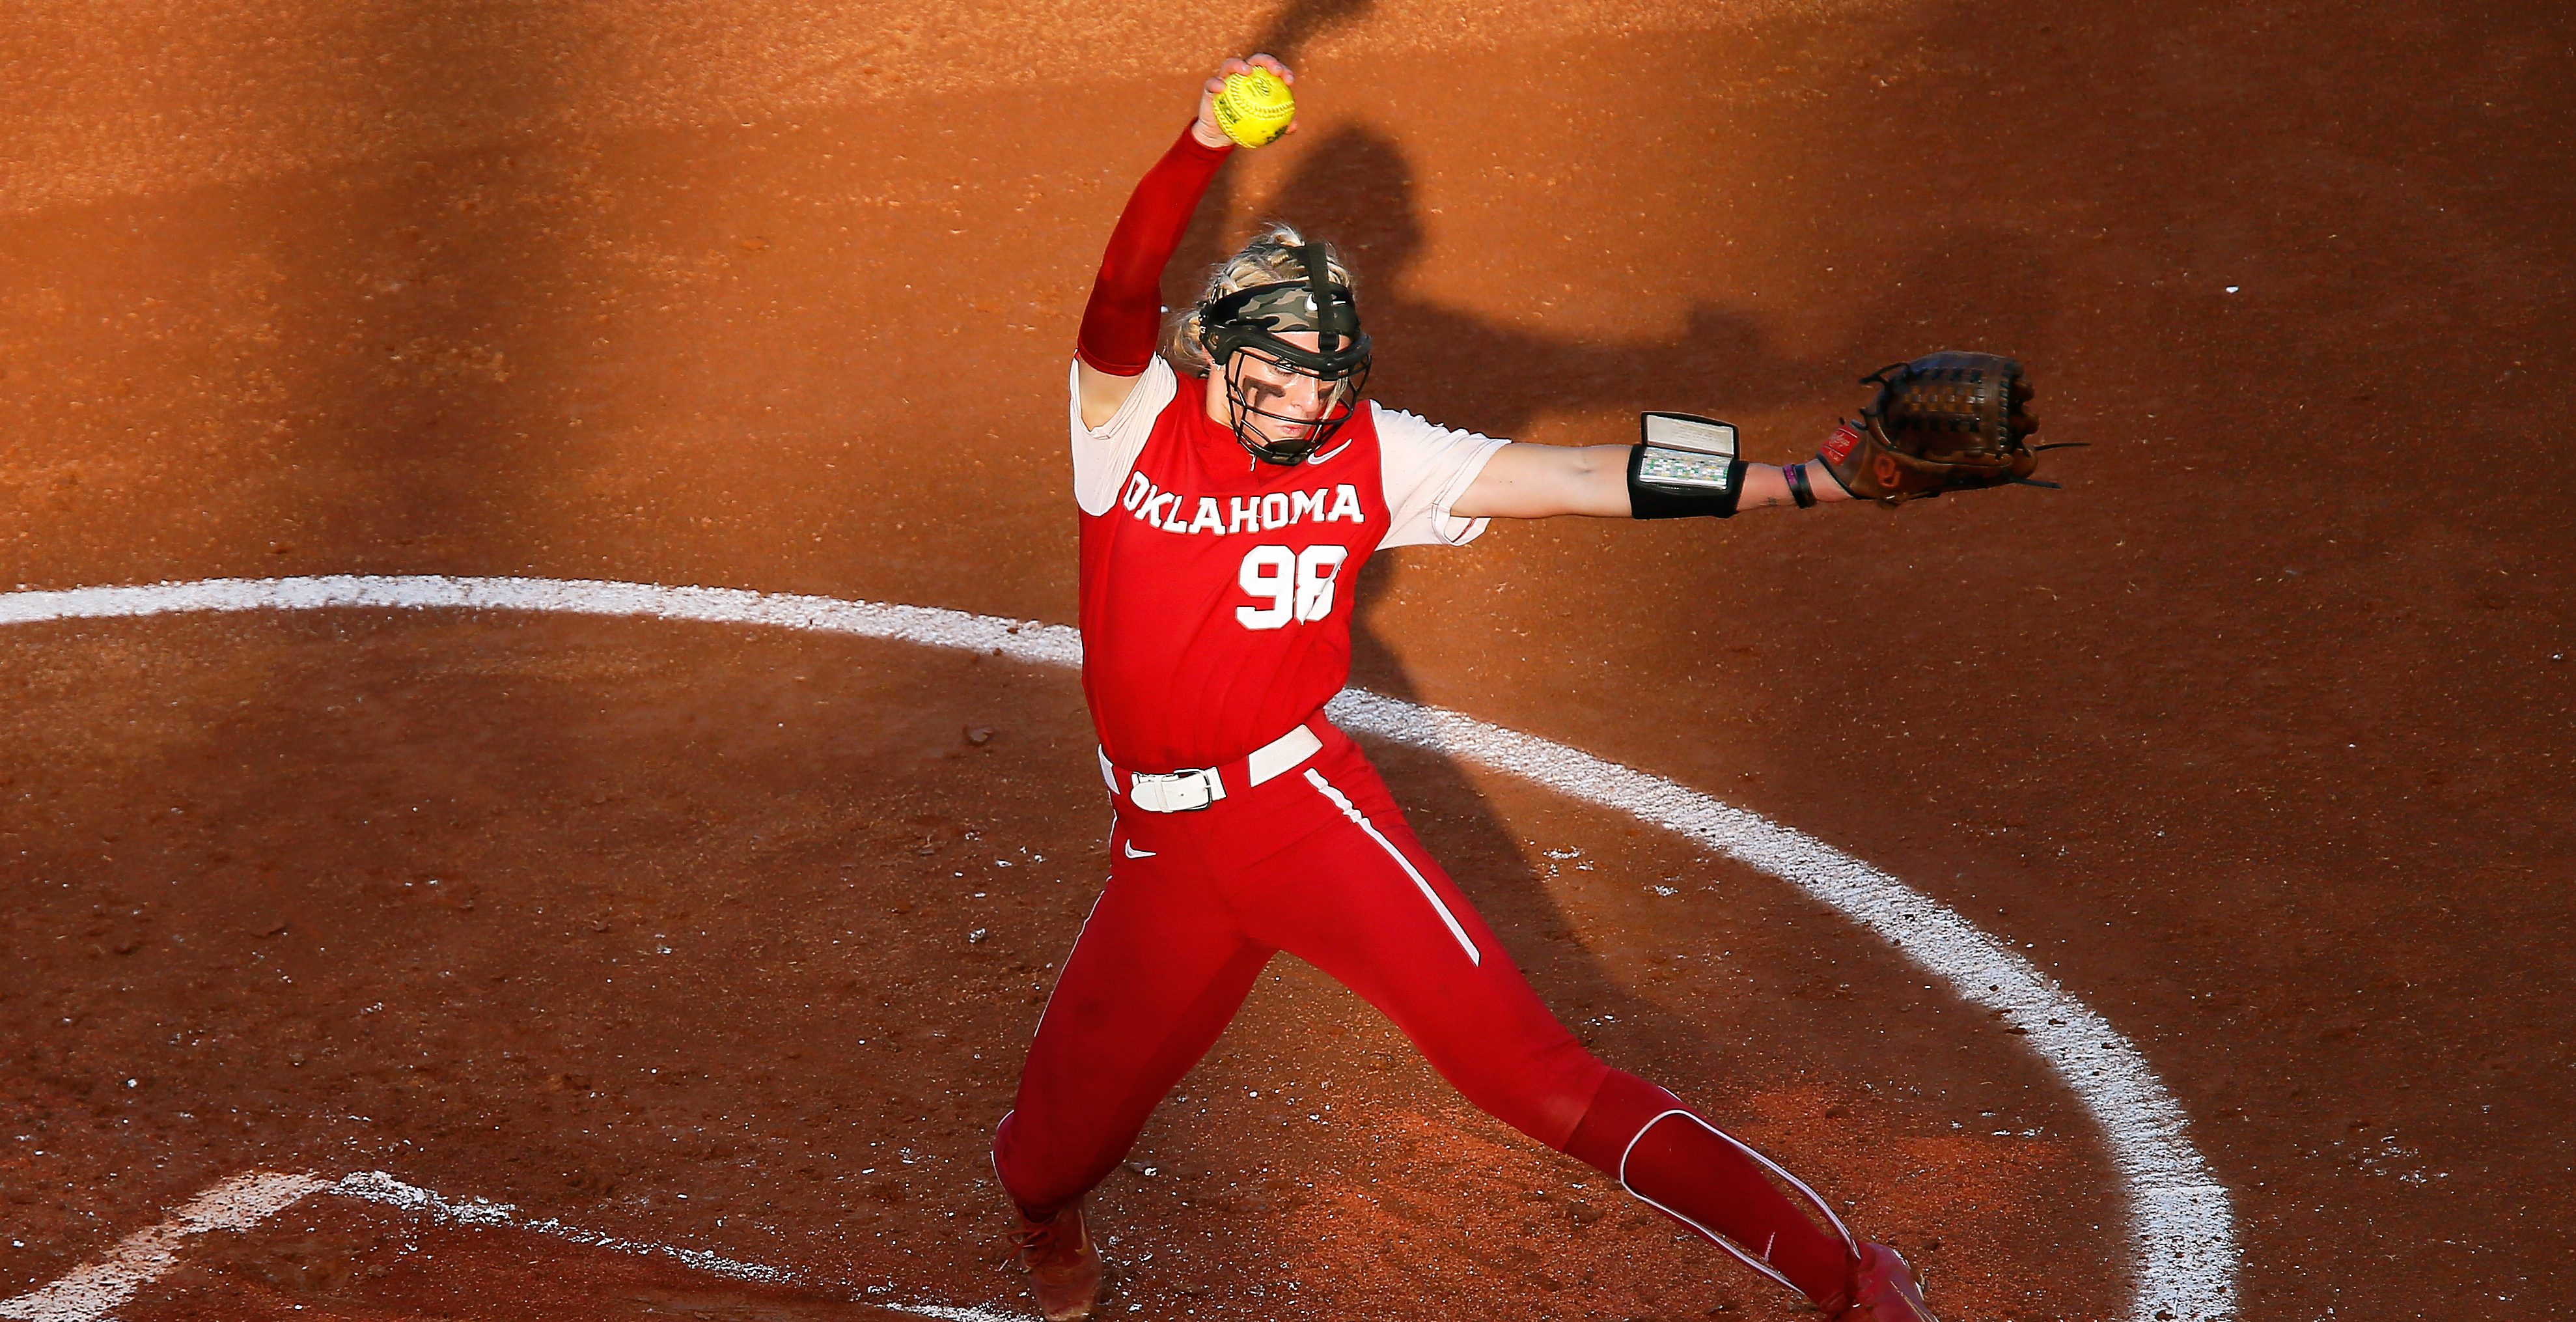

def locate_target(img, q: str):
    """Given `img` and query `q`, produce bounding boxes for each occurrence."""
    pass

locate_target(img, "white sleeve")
[1070,356,1178,516]
[1373,402,1510,550]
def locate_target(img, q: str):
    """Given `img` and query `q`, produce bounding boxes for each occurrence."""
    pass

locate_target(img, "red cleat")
[1835,1242,1941,1321]
[1010,1200,1105,1321]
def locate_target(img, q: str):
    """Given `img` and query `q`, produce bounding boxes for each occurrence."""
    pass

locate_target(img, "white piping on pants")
[1304,768,1481,966]
[1616,1108,1861,1297]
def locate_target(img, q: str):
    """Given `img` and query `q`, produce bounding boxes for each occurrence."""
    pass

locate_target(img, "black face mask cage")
[1198,241,1373,464]
[1221,350,1371,464]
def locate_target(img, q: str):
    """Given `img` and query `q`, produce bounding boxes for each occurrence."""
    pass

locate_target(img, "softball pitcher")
[991,53,2046,1322]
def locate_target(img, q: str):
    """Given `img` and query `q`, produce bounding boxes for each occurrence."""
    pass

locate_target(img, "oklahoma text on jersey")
[1117,471,1368,536]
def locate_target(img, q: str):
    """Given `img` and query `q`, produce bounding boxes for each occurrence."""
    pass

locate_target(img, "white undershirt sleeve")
[1070,357,1178,516]
[1374,402,1510,550]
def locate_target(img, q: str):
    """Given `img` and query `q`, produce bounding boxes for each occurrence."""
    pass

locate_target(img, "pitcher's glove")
[1816,351,2061,505]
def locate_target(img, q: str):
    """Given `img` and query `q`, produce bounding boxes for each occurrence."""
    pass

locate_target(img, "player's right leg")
[993,812,1273,1321]
[993,811,1273,1217]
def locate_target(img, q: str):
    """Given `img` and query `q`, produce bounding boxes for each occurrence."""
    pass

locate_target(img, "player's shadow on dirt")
[1174,122,2057,1098]
[1251,0,1376,57]
[1176,124,2052,436]
[1333,561,1713,1079]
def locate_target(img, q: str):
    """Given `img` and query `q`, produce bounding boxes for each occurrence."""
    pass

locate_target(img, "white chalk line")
[0,1172,324,1321]
[0,1170,1018,1322]
[0,575,2236,1322]
[325,1172,1015,1321]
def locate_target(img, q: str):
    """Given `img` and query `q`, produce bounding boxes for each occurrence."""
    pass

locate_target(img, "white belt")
[1100,722,1325,813]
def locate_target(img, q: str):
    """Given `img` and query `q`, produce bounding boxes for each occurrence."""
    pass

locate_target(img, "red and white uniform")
[1072,355,1500,774]
[990,124,1858,1314]
[995,350,1607,1194]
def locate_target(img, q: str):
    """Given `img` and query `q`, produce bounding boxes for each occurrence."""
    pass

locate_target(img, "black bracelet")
[1785,462,1817,509]
[1627,446,1749,520]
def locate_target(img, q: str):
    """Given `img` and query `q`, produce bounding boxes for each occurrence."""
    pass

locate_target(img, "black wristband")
[1627,445,1749,520]
[1785,462,1817,509]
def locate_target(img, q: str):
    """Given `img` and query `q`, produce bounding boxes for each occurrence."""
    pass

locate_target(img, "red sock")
[1565,1071,1856,1311]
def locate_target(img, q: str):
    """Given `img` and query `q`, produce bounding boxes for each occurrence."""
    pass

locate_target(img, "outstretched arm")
[1075,54,1295,430]
[1450,441,1854,520]
[1451,354,2049,520]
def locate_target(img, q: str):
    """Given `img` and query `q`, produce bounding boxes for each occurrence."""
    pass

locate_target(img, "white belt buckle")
[1128,767,1223,813]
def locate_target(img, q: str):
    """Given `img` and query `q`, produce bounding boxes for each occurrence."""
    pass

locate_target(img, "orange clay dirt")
[2,1,2571,1319]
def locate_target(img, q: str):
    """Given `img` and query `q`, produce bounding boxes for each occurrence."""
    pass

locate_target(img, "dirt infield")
[4,0,2571,1319]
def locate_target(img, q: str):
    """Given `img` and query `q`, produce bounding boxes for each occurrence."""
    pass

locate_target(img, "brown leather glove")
[1816,351,2048,505]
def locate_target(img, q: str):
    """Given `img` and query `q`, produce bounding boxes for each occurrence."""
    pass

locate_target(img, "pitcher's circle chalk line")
[0,575,2237,1322]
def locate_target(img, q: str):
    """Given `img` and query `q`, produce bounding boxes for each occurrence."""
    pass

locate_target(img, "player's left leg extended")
[1228,740,1898,1316]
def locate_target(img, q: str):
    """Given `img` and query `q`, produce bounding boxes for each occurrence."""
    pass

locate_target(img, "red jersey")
[1070,359,1506,772]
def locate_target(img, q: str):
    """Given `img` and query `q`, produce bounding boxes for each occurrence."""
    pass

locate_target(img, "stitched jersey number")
[1236,544,1348,630]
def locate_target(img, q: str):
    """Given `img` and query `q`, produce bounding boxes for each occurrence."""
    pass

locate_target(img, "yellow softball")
[1212,68,1295,148]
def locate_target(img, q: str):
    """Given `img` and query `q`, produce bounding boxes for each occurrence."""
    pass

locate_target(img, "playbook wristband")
[1627,445,1749,520]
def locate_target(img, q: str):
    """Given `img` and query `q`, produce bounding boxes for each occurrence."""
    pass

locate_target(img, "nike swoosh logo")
[1305,439,1354,465]
[1123,840,1157,858]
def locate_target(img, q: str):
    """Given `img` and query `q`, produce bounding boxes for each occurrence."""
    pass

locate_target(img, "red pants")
[993,726,1855,1308]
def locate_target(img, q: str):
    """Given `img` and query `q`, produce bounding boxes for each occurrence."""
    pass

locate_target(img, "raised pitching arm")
[1075,55,1296,430]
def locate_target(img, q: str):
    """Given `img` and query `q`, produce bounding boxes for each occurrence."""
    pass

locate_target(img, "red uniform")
[1075,367,1389,774]
[993,124,1863,1314]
